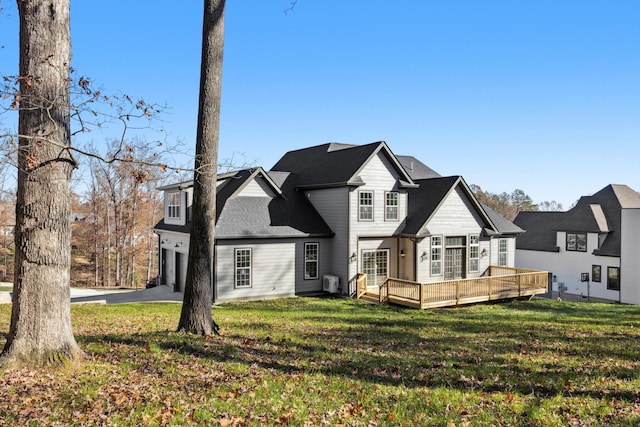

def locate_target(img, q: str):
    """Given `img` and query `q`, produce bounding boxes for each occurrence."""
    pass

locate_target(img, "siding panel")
[621,209,640,304]
[306,188,350,290]
[215,241,296,302]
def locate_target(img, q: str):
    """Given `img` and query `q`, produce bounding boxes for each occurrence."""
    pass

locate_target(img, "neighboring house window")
[498,239,508,266]
[359,191,374,221]
[385,192,399,221]
[304,243,319,280]
[566,233,587,252]
[607,267,620,291]
[469,235,479,272]
[592,265,601,282]
[167,192,181,219]
[431,236,442,276]
[235,248,252,288]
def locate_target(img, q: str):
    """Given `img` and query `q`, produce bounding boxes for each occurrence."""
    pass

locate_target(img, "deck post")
[488,277,493,299]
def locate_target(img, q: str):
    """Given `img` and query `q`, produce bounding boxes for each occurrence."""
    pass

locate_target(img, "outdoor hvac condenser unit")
[323,275,339,293]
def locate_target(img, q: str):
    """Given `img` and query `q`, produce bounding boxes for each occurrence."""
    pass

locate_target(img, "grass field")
[1,297,639,426]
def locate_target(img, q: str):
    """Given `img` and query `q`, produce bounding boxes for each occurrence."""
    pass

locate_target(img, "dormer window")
[167,192,181,220]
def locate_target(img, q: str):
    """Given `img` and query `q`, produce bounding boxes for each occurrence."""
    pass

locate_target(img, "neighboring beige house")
[514,184,640,304]
[155,141,523,303]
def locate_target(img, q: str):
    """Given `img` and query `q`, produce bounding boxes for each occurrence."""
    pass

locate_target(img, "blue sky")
[1,0,639,209]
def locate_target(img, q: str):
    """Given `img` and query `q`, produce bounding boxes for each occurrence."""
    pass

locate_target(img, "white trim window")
[498,239,508,266]
[304,243,319,280]
[385,192,399,221]
[167,192,181,220]
[431,236,442,276]
[469,235,479,272]
[359,191,374,221]
[234,248,252,288]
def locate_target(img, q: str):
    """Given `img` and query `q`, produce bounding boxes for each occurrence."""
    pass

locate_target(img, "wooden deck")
[356,266,548,309]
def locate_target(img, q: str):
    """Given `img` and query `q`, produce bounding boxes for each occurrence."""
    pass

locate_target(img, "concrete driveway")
[0,284,183,305]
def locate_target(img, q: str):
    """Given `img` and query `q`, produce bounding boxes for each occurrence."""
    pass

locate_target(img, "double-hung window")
[566,233,587,252]
[359,191,373,221]
[167,192,181,220]
[469,235,479,272]
[304,243,319,280]
[498,239,508,266]
[431,236,442,276]
[385,192,399,221]
[235,248,252,288]
[607,266,620,291]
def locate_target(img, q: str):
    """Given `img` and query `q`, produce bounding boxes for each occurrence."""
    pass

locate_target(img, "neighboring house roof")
[396,155,441,180]
[271,141,417,189]
[514,184,640,256]
[403,176,501,237]
[513,211,564,252]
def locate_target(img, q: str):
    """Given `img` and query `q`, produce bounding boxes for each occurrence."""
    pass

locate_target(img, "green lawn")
[1,297,639,426]
[0,286,12,292]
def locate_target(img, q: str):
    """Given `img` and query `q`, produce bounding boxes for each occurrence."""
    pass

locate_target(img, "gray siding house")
[155,141,523,303]
[514,184,640,304]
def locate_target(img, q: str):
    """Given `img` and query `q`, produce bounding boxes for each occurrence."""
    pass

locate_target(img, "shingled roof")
[155,168,333,239]
[513,211,564,252]
[403,176,502,237]
[271,141,416,189]
[396,155,441,180]
[514,184,640,256]
[480,203,525,236]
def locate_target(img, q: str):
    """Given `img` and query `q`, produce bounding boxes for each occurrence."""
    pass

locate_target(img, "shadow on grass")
[77,298,640,404]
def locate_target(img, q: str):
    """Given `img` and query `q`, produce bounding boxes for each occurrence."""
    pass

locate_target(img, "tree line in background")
[71,145,164,289]
[471,184,564,221]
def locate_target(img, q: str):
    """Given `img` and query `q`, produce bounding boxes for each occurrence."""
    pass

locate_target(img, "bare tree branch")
[284,0,298,15]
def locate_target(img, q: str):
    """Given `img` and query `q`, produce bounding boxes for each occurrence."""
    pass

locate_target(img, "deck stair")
[358,292,381,305]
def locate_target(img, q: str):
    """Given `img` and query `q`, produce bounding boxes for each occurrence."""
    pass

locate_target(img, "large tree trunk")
[178,0,225,335]
[1,0,84,368]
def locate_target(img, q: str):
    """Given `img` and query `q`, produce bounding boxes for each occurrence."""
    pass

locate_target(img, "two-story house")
[514,184,640,304]
[154,141,523,303]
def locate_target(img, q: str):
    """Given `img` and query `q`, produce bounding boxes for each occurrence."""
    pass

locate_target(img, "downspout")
[157,235,162,285]
[413,238,418,282]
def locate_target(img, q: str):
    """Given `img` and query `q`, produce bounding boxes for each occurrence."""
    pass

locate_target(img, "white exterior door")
[362,249,389,287]
[444,248,464,280]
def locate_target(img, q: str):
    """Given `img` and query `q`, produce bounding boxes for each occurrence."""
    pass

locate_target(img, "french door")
[444,248,464,280]
[362,249,389,287]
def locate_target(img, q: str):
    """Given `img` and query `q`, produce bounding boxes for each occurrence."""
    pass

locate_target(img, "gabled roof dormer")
[271,141,417,190]
[403,176,504,237]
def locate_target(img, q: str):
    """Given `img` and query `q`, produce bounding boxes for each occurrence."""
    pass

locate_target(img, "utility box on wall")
[323,275,339,293]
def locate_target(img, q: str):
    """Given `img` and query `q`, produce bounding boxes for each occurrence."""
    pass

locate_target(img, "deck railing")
[369,267,548,309]
[356,273,368,299]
